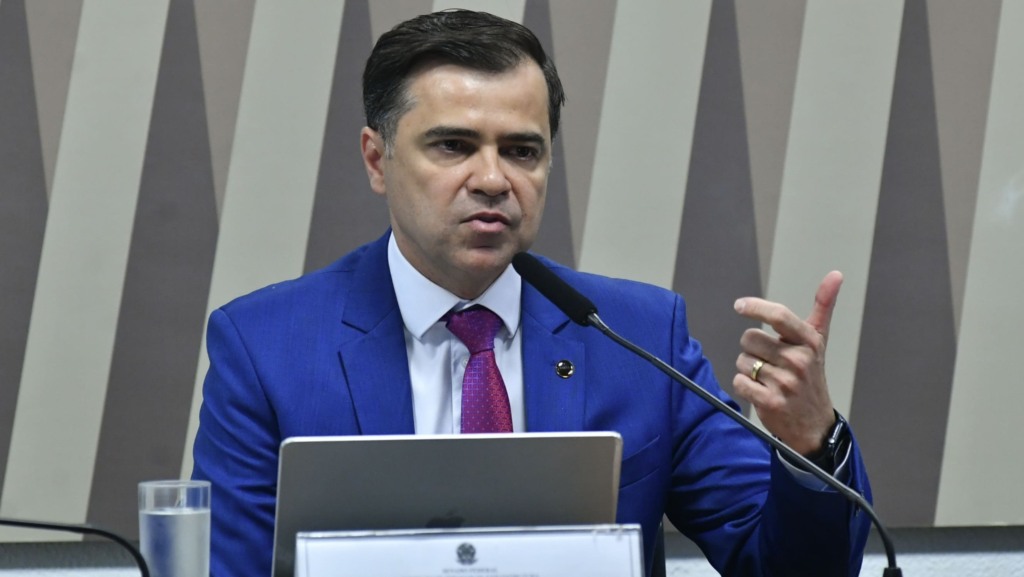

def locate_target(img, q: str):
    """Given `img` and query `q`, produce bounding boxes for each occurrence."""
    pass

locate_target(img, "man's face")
[361,61,551,299]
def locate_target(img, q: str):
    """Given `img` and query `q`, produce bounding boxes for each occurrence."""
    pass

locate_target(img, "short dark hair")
[363,9,566,150]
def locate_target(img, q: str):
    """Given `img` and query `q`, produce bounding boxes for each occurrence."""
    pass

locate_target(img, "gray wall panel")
[524,0,575,267]
[673,0,760,403]
[0,0,49,497]
[304,0,388,272]
[850,0,957,527]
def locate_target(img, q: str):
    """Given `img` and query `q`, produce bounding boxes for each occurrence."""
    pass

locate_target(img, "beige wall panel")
[0,0,169,540]
[767,0,903,417]
[936,1,1024,526]
[432,0,524,22]
[578,0,712,288]
[181,0,346,477]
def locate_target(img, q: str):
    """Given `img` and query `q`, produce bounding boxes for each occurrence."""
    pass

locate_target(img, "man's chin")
[459,247,515,272]
[439,251,515,299]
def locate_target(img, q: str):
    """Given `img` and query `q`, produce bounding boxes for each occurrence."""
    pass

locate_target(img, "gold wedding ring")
[750,359,765,382]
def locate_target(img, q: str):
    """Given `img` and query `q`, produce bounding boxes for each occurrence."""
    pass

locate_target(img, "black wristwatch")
[804,410,851,473]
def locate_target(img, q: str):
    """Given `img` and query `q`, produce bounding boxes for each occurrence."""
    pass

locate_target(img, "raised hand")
[732,271,843,455]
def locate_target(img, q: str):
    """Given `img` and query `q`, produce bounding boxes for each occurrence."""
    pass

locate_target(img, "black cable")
[0,517,150,577]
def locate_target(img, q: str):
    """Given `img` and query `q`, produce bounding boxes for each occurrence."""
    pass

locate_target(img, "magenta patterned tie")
[446,306,513,433]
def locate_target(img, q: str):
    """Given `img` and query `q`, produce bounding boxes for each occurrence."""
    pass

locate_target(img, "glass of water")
[138,480,211,577]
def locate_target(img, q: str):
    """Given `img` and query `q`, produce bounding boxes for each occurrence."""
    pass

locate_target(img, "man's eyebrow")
[423,126,480,140]
[503,132,547,149]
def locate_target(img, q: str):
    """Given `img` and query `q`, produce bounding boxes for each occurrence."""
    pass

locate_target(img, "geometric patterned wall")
[1,0,1022,541]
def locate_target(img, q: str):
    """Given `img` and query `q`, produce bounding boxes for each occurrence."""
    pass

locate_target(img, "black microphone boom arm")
[511,251,901,576]
[586,312,900,574]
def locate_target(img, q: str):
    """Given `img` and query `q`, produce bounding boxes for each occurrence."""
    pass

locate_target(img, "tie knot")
[446,305,502,354]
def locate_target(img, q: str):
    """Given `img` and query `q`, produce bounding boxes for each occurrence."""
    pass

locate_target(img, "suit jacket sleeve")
[660,292,873,576]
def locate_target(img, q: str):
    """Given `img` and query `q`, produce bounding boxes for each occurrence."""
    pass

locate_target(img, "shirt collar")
[387,233,521,341]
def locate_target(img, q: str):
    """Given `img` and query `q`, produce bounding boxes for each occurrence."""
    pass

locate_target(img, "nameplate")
[294,524,643,577]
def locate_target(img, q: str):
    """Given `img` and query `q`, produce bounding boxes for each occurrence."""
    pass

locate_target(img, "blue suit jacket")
[192,233,872,577]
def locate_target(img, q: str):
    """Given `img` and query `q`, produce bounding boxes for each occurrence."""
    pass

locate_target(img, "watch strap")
[781,409,851,474]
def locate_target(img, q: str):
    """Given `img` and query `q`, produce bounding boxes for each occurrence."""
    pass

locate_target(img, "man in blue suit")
[192,9,872,577]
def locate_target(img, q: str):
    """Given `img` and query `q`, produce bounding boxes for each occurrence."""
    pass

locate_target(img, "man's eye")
[437,140,465,153]
[508,146,539,160]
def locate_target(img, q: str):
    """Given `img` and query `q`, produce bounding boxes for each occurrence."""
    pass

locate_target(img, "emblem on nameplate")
[456,543,477,565]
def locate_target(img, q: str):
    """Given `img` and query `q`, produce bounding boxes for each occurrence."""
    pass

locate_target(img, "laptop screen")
[271,432,623,577]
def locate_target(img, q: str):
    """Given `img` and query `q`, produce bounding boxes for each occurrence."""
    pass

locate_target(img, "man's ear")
[361,127,386,195]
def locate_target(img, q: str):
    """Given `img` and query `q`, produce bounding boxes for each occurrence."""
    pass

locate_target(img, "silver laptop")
[271,432,623,577]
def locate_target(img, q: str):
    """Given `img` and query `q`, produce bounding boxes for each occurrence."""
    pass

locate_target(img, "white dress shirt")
[387,233,525,434]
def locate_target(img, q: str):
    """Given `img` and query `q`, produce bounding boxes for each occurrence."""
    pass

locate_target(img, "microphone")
[511,251,598,325]
[511,252,902,577]
[0,517,150,576]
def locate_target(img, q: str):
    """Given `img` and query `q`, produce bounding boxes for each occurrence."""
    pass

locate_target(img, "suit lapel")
[521,281,587,432]
[336,241,587,435]
[338,235,416,435]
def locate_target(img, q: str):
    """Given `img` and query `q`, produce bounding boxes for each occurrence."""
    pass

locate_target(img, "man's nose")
[468,149,511,197]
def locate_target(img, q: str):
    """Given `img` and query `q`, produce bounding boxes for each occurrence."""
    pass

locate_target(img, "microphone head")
[512,252,597,326]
